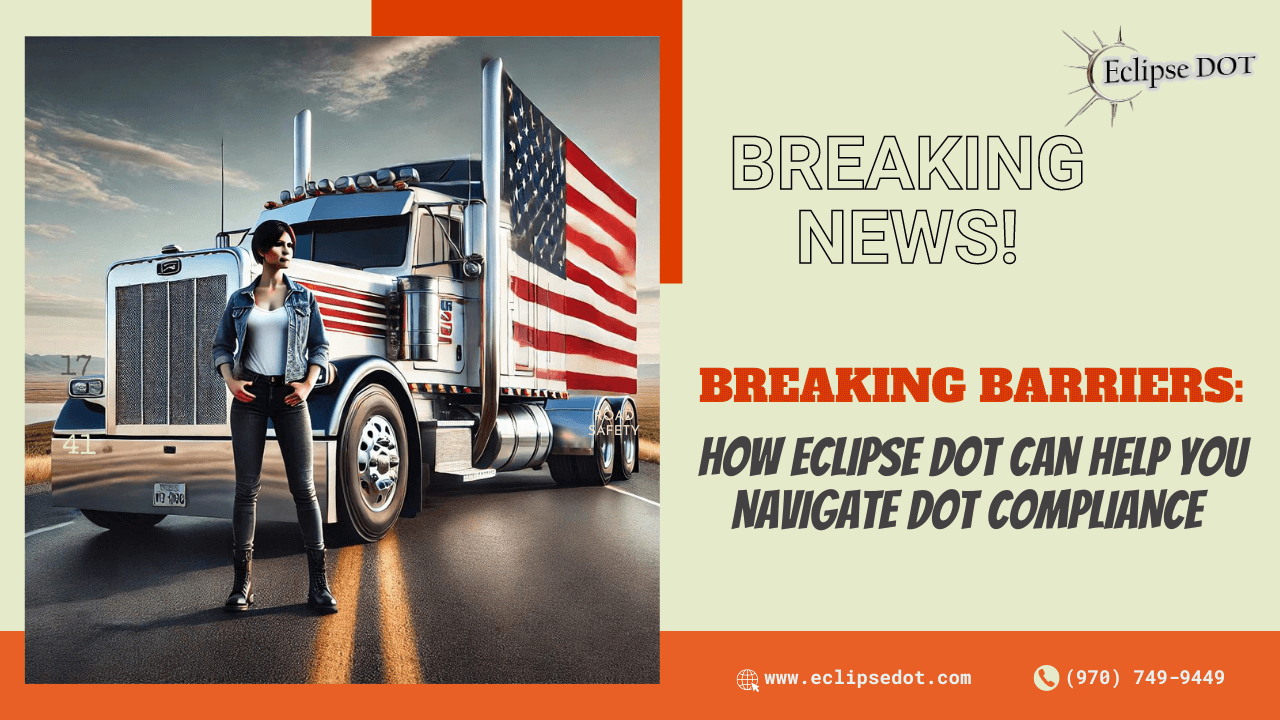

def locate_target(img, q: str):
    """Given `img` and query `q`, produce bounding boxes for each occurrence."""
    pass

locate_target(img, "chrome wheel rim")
[622,418,637,469]
[356,414,400,513]
[597,408,614,470]
[601,433,614,467]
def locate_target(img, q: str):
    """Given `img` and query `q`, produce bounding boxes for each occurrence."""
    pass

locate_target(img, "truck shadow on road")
[424,472,640,500]
[26,516,330,610]
[99,602,319,634]
[425,475,560,499]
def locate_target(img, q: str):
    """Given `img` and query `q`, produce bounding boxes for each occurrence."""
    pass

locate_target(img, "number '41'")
[62,434,96,455]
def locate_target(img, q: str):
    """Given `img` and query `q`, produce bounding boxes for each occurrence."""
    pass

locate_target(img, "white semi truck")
[50,59,640,542]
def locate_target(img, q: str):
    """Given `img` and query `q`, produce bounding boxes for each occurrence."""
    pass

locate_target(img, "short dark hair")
[251,220,294,263]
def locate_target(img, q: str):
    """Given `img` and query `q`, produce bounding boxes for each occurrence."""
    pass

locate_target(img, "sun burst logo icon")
[1064,28,1141,127]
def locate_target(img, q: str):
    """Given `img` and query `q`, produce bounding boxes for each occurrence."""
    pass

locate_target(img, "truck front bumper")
[51,436,336,523]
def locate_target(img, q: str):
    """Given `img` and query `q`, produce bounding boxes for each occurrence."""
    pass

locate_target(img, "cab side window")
[414,210,462,278]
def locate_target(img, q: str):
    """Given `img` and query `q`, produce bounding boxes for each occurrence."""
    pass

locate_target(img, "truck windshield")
[288,214,411,269]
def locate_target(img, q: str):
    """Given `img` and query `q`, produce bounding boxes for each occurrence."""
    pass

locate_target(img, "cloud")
[26,131,140,210]
[28,274,82,284]
[24,112,260,209]
[290,37,458,117]
[49,124,258,189]
[25,223,76,239]
[25,284,104,319]
[608,141,639,168]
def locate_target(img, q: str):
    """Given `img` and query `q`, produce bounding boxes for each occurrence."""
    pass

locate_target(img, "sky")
[24,36,659,365]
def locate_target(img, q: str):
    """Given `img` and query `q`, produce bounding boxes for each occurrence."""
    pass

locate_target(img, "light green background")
[662,1,1278,630]
[6,0,373,631]
[9,1,1278,635]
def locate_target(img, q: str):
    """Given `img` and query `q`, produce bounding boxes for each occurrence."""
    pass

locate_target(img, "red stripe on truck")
[567,185,637,258]
[510,276,636,341]
[512,322,637,368]
[566,261,636,313]
[566,139,637,217]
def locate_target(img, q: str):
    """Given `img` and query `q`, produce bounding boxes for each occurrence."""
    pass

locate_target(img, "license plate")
[153,483,186,508]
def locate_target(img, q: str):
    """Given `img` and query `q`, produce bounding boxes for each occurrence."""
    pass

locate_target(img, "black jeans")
[229,378,324,552]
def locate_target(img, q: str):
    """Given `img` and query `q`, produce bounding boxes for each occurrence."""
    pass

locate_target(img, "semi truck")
[50,59,641,542]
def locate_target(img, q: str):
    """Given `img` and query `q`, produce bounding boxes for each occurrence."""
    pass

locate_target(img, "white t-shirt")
[243,305,288,376]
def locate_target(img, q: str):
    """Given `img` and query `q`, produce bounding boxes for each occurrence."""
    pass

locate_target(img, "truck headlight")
[68,378,104,398]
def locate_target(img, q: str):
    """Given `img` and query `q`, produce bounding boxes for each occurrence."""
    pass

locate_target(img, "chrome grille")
[194,279,227,424]
[115,275,228,426]
[141,282,168,424]
[167,279,195,425]
[114,286,143,424]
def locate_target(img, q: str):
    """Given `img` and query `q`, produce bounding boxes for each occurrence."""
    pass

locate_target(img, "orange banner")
[8,631,1273,715]
[664,631,1274,716]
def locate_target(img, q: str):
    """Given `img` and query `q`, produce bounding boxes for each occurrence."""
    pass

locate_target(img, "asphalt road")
[25,462,659,684]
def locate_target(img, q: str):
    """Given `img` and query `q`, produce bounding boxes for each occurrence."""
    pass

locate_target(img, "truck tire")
[549,455,611,487]
[79,509,166,531]
[612,398,638,482]
[549,414,615,487]
[336,385,408,542]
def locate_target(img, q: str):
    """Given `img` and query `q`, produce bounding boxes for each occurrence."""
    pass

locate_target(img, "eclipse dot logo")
[1064,28,1141,127]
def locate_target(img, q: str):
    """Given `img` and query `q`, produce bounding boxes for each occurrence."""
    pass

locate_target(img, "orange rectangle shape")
[662,631,1274,717]
[9,631,1274,716]
[371,0,683,284]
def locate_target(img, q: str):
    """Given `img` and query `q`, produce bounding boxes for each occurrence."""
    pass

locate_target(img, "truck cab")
[53,162,634,542]
[51,60,639,542]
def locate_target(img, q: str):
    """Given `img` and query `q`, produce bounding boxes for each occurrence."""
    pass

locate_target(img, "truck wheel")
[79,509,166,531]
[549,402,615,486]
[612,398,638,482]
[337,385,408,542]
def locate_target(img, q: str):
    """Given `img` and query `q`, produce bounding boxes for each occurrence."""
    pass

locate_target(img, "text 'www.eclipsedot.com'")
[737,669,973,691]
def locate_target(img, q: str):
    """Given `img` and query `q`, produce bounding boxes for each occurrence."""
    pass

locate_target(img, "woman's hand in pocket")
[285,380,313,406]
[226,378,256,403]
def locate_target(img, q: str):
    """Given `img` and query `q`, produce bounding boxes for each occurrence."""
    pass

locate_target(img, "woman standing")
[211,219,337,613]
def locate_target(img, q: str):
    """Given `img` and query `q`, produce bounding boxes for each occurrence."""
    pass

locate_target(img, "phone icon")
[1034,665,1059,691]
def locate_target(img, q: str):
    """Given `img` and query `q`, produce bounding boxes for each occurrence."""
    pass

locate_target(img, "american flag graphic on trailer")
[502,72,637,395]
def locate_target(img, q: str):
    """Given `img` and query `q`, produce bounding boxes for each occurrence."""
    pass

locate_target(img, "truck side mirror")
[314,362,337,389]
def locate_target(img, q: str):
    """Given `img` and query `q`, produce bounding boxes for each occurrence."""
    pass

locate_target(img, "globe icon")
[737,669,759,691]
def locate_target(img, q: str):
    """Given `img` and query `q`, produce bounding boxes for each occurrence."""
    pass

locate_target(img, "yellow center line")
[307,543,363,684]
[377,529,424,684]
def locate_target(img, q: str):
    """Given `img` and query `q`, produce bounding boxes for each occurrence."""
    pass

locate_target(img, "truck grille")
[115,276,228,426]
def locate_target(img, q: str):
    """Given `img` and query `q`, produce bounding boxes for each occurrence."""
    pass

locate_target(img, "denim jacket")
[211,274,329,382]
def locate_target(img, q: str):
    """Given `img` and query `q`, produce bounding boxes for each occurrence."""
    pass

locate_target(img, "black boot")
[306,547,338,613]
[224,548,254,612]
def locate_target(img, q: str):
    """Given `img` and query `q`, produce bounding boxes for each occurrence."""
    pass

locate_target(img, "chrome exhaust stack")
[473,58,503,464]
[293,110,312,196]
